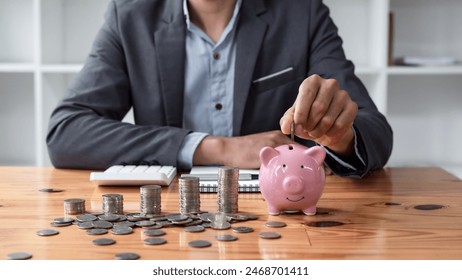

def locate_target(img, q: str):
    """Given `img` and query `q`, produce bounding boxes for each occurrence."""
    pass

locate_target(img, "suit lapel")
[233,0,267,136]
[154,0,185,127]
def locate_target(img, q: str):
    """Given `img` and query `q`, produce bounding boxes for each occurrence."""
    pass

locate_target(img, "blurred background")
[0,0,461,178]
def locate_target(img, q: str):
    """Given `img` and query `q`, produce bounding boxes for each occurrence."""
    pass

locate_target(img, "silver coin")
[143,224,163,230]
[113,221,135,228]
[211,221,231,230]
[166,213,190,222]
[143,237,167,245]
[184,225,205,233]
[111,226,133,235]
[87,228,108,235]
[232,226,254,233]
[126,213,149,222]
[184,219,204,227]
[50,221,72,227]
[171,217,194,225]
[7,252,32,260]
[77,221,94,229]
[115,252,140,260]
[188,240,212,248]
[135,220,156,227]
[76,214,98,222]
[39,188,63,193]
[215,234,238,242]
[259,231,281,239]
[53,217,75,224]
[265,221,287,228]
[143,229,166,236]
[36,229,59,236]
[92,238,116,246]
[98,213,121,222]
[92,220,113,229]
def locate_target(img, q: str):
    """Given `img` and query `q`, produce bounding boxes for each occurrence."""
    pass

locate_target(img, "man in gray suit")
[47,0,393,178]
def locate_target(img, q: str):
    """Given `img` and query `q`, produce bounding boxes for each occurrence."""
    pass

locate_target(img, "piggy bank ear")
[304,146,326,166]
[259,146,280,167]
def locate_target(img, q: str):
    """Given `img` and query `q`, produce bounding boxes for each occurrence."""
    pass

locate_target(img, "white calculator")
[90,165,177,186]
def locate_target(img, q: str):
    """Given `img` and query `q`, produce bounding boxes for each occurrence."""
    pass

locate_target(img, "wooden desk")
[1,167,461,260]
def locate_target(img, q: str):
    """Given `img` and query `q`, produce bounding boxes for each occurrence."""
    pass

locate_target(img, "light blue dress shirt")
[177,0,364,171]
[177,0,241,170]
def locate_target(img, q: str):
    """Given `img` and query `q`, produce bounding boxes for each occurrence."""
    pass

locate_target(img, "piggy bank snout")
[282,176,304,195]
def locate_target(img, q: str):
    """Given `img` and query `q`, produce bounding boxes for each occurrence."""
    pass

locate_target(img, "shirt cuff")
[324,127,365,171]
[177,132,209,170]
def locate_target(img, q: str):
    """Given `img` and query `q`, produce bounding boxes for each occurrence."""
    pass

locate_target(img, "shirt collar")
[183,0,242,30]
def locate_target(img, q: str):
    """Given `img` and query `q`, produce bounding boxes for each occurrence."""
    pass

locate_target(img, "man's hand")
[193,131,292,169]
[280,74,358,156]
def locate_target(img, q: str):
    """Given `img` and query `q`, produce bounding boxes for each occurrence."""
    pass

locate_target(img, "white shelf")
[0,63,35,72]
[41,64,83,73]
[387,65,462,75]
[0,0,461,169]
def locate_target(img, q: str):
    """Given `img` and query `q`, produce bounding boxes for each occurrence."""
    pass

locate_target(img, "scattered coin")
[143,229,166,236]
[76,214,98,222]
[92,238,116,246]
[259,232,281,239]
[306,221,344,227]
[414,204,445,211]
[265,221,287,228]
[215,234,238,242]
[166,213,190,222]
[211,221,231,230]
[232,226,254,233]
[50,221,72,227]
[184,225,205,233]
[111,226,133,235]
[36,229,59,236]
[87,228,108,235]
[77,221,94,230]
[6,252,33,260]
[39,188,63,193]
[98,213,121,222]
[113,221,135,228]
[142,224,163,230]
[135,220,156,227]
[115,252,140,260]
[54,217,75,224]
[188,240,212,248]
[143,237,167,245]
[384,202,401,206]
[92,220,114,229]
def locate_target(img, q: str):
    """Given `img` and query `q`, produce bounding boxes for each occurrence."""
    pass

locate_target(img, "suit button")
[215,103,223,110]
[213,52,220,60]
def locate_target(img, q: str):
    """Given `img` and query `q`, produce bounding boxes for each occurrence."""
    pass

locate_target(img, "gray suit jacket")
[47,0,393,178]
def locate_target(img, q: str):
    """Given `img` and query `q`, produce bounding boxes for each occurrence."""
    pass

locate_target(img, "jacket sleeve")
[46,1,190,170]
[306,1,393,178]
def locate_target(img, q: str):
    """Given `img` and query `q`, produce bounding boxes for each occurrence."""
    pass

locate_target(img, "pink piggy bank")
[259,143,326,215]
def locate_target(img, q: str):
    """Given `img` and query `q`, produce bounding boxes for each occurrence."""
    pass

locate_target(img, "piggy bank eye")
[282,164,286,168]
[300,165,304,169]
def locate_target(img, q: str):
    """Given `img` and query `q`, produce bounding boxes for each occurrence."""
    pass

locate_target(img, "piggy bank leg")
[267,205,281,216]
[302,206,317,216]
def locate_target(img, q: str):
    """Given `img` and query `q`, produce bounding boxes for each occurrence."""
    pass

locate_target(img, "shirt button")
[215,103,223,110]
[213,52,220,60]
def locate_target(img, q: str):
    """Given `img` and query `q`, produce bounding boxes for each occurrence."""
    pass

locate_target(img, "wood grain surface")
[0,167,461,260]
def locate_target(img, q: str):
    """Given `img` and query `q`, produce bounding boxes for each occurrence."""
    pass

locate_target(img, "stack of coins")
[217,166,239,214]
[179,176,201,214]
[140,185,162,215]
[64,198,86,215]
[102,194,124,214]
